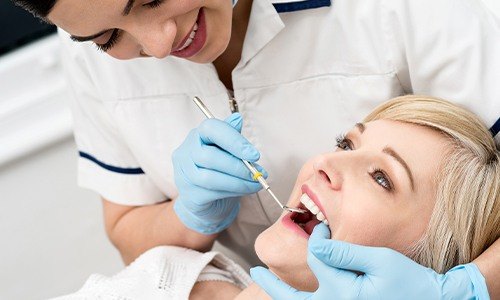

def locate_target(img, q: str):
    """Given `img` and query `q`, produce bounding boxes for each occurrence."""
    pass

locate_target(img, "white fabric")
[59,0,500,266]
[51,246,252,300]
[197,264,236,283]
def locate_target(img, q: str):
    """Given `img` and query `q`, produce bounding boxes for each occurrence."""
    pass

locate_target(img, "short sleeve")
[58,30,166,205]
[383,0,500,135]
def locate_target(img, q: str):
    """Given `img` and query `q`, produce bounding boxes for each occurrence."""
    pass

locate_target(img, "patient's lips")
[281,184,330,239]
[282,199,328,239]
[282,208,319,239]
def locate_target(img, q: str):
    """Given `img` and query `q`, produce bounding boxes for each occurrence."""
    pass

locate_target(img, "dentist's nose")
[313,154,343,191]
[138,20,177,59]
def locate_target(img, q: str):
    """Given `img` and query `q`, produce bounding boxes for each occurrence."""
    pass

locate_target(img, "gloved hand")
[251,223,489,299]
[173,113,267,235]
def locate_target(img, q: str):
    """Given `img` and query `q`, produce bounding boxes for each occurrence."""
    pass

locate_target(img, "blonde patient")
[56,95,499,300]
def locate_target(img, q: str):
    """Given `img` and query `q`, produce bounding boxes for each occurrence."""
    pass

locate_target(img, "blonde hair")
[364,95,500,273]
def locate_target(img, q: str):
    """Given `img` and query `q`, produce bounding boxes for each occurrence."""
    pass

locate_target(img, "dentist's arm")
[252,223,497,299]
[473,238,500,299]
[103,198,217,264]
[104,113,266,264]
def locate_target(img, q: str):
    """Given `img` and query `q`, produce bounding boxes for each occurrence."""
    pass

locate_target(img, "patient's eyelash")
[369,168,394,192]
[95,29,122,52]
[335,134,353,151]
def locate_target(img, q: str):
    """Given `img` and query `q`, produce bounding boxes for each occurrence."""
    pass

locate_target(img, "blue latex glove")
[173,113,267,235]
[251,223,489,299]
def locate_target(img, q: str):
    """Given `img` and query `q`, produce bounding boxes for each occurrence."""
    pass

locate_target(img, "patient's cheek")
[255,225,302,268]
[254,229,276,265]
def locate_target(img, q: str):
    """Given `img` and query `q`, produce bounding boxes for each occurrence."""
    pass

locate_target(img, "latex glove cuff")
[443,263,490,300]
[173,198,240,235]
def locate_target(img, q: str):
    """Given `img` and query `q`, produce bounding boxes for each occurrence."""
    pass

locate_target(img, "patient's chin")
[269,265,318,292]
[254,226,318,292]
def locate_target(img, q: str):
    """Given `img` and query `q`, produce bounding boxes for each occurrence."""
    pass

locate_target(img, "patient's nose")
[313,154,343,191]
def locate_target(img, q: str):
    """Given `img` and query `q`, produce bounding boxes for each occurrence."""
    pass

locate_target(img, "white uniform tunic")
[59,0,500,266]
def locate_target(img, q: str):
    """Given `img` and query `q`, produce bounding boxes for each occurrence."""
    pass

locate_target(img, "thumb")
[309,235,387,275]
[309,222,331,241]
[224,112,243,132]
[250,267,309,300]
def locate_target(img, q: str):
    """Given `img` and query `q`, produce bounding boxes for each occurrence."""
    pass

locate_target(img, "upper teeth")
[300,194,329,225]
[176,23,198,52]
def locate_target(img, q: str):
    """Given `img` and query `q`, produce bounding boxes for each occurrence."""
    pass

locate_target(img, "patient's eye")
[370,169,393,191]
[336,134,353,151]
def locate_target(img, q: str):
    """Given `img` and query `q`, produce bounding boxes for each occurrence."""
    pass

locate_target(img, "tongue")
[304,219,321,235]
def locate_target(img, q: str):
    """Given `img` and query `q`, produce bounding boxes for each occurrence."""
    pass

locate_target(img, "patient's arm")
[190,281,242,300]
[474,238,500,298]
[102,198,217,264]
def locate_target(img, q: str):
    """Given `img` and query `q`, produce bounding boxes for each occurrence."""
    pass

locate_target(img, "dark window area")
[0,1,57,56]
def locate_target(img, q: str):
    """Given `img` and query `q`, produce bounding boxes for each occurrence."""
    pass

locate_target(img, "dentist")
[15,0,499,298]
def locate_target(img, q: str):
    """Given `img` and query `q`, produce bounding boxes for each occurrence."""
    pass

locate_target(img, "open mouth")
[290,203,321,236]
[286,193,329,237]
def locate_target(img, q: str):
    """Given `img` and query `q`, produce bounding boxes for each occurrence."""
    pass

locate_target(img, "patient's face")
[254,119,449,291]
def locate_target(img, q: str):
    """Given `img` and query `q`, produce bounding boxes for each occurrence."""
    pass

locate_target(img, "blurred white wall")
[0,139,123,299]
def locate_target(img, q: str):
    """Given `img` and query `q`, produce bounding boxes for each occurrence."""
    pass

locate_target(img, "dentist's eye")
[336,134,353,151]
[369,169,394,191]
[95,29,122,52]
[143,0,165,8]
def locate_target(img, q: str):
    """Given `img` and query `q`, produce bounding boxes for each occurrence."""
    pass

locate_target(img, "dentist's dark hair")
[11,0,57,19]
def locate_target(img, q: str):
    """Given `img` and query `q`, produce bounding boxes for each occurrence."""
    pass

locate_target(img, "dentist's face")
[255,120,448,291]
[47,0,233,61]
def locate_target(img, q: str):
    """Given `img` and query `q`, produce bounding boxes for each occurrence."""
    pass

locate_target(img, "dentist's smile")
[171,8,207,58]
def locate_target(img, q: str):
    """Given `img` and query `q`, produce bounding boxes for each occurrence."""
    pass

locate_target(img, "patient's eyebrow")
[355,123,366,134]
[383,147,415,191]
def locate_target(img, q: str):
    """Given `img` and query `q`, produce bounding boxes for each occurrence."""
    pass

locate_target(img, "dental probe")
[192,96,307,214]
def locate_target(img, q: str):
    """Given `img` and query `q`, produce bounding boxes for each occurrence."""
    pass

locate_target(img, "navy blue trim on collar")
[79,151,145,175]
[490,117,500,137]
[273,0,331,13]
